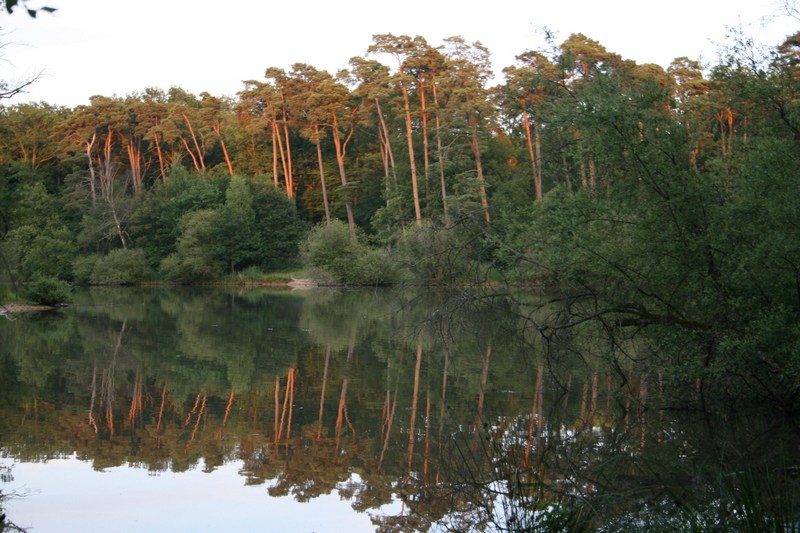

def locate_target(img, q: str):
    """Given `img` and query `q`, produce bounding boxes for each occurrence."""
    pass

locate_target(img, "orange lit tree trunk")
[181,137,202,172]
[402,84,423,225]
[84,131,97,206]
[317,346,331,440]
[521,106,542,201]
[273,121,291,195]
[98,128,114,199]
[215,388,235,440]
[128,369,143,424]
[185,393,207,450]
[276,368,296,442]
[125,137,144,196]
[153,131,167,182]
[405,345,423,482]
[282,120,294,197]
[182,112,205,173]
[335,333,358,450]
[378,387,398,471]
[212,122,234,176]
[88,361,98,434]
[156,382,168,433]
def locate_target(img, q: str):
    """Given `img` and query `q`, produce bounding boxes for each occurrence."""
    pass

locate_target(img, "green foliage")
[11,182,58,227]
[496,57,800,403]
[89,248,150,285]
[3,223,78,282]
[300,220,396,285]
[66,175,138,254]
[0,183,78,282]
[130,165,227,267]
[301,221,350,283]
[249,180,305,270]
[160,209,222,282]
[0,282,10,302]
[23,275,71,305]
[29,226,79,280]
[395,224,472,283]
[214,174,256,274]
[352,246,397,285]
[132,172,303,277]
[72,254,101,286]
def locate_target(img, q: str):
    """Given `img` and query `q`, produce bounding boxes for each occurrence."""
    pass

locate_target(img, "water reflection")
[0,287,797,532]
[2,455,395,533]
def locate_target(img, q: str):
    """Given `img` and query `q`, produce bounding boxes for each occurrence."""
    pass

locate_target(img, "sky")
[1,0,797,108]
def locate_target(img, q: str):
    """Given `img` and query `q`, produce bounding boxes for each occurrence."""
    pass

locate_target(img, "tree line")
[0,31,791,291]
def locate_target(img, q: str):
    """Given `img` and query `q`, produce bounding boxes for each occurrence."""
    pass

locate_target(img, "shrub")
[396,224,470,283]
[4,224,78,282]
[159,209,222,282]
[72,254,101,286]
[24,276,72,305]
[300,220,396,285]
[90,248,150,285]
[352,247,397,285]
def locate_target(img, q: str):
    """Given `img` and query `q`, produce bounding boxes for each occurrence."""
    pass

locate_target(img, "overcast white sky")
[1,0,797,108]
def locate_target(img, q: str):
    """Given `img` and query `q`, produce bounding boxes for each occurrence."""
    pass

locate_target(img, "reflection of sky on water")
[2,455,401,532]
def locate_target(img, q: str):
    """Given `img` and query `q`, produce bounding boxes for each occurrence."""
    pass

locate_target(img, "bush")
[159,209,222,282]
[300,220,396,285]
[4,224,78,282]
[72,254,101,285]
[24,276,72,305]
[90,248,150,285]
[352,247,397,285]
[396,224,471,283]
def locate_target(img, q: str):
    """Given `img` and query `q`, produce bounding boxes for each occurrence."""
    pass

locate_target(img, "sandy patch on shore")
[0,303,54,314]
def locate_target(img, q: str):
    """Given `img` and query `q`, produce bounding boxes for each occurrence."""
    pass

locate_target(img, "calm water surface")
[0,287,797,532]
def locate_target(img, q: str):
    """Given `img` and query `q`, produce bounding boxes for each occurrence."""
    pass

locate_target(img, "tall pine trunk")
[401,85,422,225]
[331,114,356,235]
[469,120,490,222]
[314,124,331,225]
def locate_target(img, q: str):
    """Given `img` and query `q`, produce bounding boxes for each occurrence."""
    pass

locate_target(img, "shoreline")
[1,303,56,314]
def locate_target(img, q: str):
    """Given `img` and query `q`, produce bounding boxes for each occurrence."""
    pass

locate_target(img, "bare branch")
[786,0,800,20]
[0,70,42,99]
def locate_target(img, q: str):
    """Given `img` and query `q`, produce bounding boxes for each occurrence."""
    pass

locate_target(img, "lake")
[1,287,797,532]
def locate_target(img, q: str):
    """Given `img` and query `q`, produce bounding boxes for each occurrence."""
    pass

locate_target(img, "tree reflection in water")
[0,287,797,532]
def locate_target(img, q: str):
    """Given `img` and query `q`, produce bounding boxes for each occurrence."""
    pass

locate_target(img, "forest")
[1,27,799,408]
